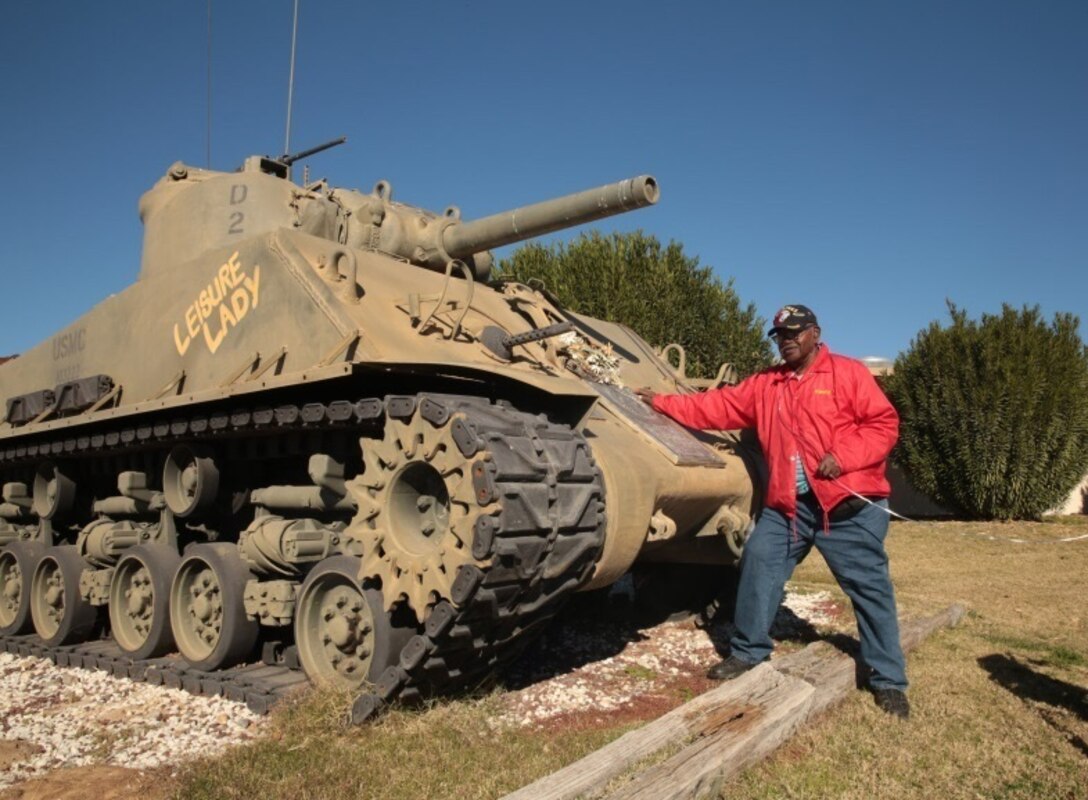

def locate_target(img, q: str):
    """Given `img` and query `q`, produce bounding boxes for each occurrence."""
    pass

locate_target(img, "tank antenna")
[206,0,213,167]
[284,0,300,156]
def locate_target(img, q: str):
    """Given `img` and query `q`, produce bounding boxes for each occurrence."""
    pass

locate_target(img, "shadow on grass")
[978,653,1088,756]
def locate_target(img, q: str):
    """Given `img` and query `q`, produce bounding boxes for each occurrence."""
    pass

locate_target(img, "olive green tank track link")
[352,394,606,722]
[0,633,308,715]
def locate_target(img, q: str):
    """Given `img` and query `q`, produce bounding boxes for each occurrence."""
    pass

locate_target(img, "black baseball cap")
[768,304,818,336]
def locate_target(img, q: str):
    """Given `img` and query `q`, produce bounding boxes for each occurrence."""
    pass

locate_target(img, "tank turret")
[139,144,657,282]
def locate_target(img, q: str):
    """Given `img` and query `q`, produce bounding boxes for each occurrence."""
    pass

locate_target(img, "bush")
[884,303,1088,520]
[496,231,773,379]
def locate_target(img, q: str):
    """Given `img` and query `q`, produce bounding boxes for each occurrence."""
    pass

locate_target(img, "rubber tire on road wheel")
[0,541,47,636]
[169,543,259,670]
[109,544,182,660]
[294,555,415,690]
[30,545,101,646]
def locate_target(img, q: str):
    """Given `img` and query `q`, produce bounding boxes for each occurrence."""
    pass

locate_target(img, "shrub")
[496,230,773,379]
[884,303,1088,520]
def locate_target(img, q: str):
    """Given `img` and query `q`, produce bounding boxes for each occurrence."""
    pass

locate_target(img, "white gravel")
[0,586,843,785]
[495,617,722,728]
[781,588,840,628]
[496,586,842,729]
[0,652,266,789]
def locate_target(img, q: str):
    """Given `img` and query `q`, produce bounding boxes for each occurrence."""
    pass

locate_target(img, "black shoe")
[873,688,910,720]
[707,655,757,681]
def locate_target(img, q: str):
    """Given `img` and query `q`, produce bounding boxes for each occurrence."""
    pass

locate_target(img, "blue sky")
[1,1,1084,361]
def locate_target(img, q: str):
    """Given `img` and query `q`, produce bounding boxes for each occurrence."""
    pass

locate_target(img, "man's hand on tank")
[634,387,657,406]
[816,453,842,479]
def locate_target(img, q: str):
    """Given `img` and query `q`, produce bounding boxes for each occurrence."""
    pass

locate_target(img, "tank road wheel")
[169,543,259,670]
[294,556,414,690]
[350,398,488,621]
[109,545,181,660]
[29,546,100,646]
[0,542,46,635]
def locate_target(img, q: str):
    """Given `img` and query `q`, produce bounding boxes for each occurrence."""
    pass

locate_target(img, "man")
[635,304,910,719]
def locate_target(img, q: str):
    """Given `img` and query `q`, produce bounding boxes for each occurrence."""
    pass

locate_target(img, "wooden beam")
[502,665,814,800]
[502,603,966,800]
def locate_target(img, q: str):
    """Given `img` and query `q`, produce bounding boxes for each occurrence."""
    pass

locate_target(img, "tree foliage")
[496,231,773,379]
[884,303,1088,520]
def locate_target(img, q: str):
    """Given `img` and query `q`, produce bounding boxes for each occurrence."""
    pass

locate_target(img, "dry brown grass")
[169,518,1088,799]
[169,687,624,800]
[732,517,1088,799]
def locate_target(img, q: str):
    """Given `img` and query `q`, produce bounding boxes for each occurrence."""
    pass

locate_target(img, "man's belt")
[828,495,882,522]
[799,492,883,522]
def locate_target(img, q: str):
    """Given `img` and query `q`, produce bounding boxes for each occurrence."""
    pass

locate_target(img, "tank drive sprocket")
[349,396,487,621]
[346,394,607,719]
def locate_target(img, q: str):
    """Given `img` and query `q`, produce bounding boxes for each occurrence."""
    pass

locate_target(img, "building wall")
[1049,473,1088,516]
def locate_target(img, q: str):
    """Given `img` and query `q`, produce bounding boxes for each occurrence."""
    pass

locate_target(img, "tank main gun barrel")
[441,175,659,258]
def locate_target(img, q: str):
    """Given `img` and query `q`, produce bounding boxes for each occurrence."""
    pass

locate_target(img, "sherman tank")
[0,140,759,721]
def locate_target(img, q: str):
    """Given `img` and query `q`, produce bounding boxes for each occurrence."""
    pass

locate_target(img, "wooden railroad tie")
[504,603,967,800]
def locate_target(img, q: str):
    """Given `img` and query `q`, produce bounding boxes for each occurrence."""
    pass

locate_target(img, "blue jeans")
[729,496,908,691]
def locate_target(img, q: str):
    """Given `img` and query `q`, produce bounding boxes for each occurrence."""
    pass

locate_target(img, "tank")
[0,141,760,721]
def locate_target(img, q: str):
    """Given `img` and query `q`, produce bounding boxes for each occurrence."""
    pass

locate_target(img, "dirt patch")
[0,741,42,772]
[0,765,161,800]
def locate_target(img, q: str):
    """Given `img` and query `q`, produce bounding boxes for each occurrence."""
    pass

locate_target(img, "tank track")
[351,395,606,722]
[0,633,307,714]
[0,392,606,720]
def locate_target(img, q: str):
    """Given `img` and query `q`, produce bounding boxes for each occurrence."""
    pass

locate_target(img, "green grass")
[982,633,1087,668]
[624,664,657,681]
[1045,646,1086,670]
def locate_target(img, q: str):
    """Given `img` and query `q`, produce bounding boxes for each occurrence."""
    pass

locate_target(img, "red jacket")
[652,345,898,518]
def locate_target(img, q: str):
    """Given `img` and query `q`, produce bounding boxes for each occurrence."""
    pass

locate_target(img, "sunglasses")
[770,326,813,343]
